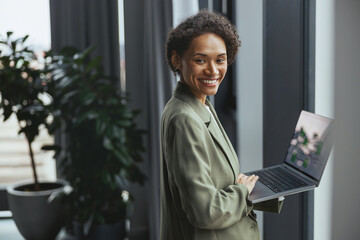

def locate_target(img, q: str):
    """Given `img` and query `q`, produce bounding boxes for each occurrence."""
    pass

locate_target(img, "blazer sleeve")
[164,113,253,230]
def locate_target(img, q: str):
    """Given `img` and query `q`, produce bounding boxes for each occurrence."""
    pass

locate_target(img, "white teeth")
[201,79,217,84]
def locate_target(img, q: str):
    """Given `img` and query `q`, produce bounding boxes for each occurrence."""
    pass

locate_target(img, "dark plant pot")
[73,221,126,240]
[7,179,67,240]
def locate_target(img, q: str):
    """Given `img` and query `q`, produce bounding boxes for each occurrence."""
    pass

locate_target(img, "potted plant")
[45,46,146,239]
[0,32,67,240]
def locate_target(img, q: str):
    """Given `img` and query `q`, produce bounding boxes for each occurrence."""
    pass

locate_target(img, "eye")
[194,59,205,63]
[217,58,226,64]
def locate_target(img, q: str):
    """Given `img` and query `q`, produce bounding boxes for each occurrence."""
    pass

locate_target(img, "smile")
[199,79,218,86]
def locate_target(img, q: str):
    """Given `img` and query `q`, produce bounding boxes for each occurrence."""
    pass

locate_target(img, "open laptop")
[245,110,333,204]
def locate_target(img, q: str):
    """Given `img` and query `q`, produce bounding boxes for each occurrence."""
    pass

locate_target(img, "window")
[118,0,126,91]
[0,0,55,202]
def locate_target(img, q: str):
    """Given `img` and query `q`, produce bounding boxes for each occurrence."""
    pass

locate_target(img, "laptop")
[245,110,333,204]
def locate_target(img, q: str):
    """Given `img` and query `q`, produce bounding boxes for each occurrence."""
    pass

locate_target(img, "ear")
[171,50,181,70]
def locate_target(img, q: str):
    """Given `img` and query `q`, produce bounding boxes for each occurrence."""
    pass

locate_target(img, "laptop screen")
[284,111,333,182]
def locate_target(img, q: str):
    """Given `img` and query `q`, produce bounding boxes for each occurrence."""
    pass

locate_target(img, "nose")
[205,62,219,75]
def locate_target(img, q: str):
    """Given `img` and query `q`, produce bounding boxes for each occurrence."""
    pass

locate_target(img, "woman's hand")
[236,173,259,195]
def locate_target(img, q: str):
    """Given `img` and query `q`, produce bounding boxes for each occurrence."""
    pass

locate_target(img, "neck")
[180,80,207,105]
[197,95,206,105]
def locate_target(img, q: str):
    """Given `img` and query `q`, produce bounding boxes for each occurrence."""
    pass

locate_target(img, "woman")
[160,10,280,240]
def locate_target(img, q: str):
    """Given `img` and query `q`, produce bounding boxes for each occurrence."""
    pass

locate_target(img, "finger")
[237,174,245,183]
[236,175,241,183]
[248,174,256,181]
[238,174,248,182]
[249,175,259,183]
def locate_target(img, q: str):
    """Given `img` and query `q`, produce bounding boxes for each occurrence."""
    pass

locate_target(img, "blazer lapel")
[173,82,238,182]
[206,117,237,181]
[206,101,239,163]
[205,101,239,181]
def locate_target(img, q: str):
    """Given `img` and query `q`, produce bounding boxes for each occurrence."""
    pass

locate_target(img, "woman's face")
[174,33,228,103]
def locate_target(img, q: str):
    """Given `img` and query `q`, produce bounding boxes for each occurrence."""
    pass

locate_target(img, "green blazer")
[161,82,261,240]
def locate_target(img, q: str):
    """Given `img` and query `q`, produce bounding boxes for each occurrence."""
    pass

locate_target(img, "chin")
[205,88,219,96]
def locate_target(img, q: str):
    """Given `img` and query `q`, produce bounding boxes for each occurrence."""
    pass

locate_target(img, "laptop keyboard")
[247,166,309,193]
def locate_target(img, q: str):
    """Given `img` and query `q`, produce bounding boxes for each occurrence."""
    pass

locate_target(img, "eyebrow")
[191,53,227,57]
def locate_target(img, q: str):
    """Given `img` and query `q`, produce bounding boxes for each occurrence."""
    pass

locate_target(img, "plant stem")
[27,140,40,191]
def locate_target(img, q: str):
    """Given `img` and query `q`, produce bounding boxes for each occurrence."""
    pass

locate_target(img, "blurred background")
[0,0,359,239]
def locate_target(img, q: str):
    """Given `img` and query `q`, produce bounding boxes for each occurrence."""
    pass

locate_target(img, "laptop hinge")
[283,163,319,186]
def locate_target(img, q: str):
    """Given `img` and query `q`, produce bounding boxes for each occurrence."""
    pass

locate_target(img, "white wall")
[332,0,360,239]
[314,0,335,240]
[172,0,199,27]
[314,0,360,240]
[235,0,264,237]
[315,0,360,239]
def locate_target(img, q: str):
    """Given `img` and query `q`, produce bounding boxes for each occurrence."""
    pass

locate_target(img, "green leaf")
[11,41,16,51]
[116,144,132,166]
[73,55,83,65]
[3,107,13,121]
[96,119,106,136]
[103,137,114,151]
[58,75,79,89]
[112,126,126,143]
[85,56,102,73]
[73,110,99,126]
[52,70,67,81]
[82,92,97,106]
[116,119,132,127]
[41,144,61,151]
[80,46,96,59]
[83,215,94,235]
[59,46,79,57]
[22,35,29,43]
[61,90,79,103]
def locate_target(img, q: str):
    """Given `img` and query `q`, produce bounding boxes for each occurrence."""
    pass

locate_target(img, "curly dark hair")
[166,10,241,74]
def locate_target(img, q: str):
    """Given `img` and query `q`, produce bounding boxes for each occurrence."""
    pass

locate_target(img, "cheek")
[181,62,193,76]
[220,66,228,79]
[184,65,200,78]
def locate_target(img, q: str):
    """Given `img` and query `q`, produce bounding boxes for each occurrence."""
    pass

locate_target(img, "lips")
[199,78,219,86]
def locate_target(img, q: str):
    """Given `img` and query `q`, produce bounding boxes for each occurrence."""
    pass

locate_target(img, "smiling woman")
[160,10,263,240]
[171,33,228,103]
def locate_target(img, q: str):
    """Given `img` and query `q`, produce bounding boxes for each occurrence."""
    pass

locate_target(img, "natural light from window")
[0,0,56,186]
[118,0,126,92]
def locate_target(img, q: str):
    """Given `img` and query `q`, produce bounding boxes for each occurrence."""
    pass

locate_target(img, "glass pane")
[0,0,56,186]
[118,0,126,92]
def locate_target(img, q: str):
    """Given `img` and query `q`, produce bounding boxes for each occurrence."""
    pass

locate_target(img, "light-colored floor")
[0,218,23,240]
[0,218,75,240]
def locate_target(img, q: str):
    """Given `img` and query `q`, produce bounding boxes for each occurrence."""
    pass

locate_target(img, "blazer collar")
[173,81,211,124]
[173,81,238,181]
